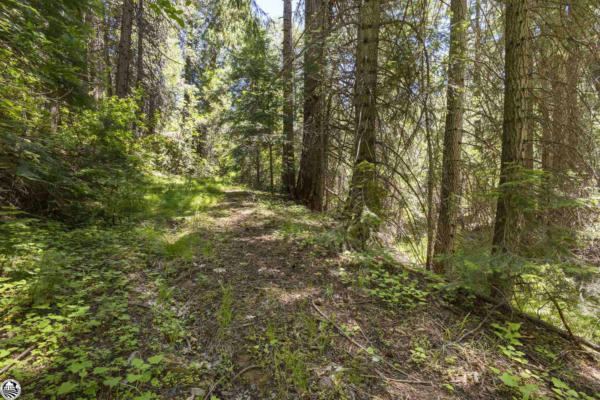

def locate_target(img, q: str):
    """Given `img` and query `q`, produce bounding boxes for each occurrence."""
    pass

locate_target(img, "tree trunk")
[147,92,157,135]
[345,0,381,249]
[133,0,145,136]
[136,0,144,87]
[269,142,274,194]
[88,10,102,101]
[116,0,134,98]
[432,0,467,274]
[255,142,261,189]
[491,0,529,298]
[281,0,295,195]
[524,62,534,170]
[419,1,435,269]
[562,1,583,181]
[103,2,113,97]
[295,0,329,211]
[473,0,481,94]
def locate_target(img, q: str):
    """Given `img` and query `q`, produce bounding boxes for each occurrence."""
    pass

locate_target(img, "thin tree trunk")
[524,62,534,169]
[491,0,530,299]
[133,0,144,136]
[256,142,261,189]
[136,0,144,87]
[295,0,329,211]
[345,0,381,249]
[538,47,552,173]
[147,92,157,134]
[425,80,434,269]
[116,0,134,98]
[269,142,274,194]
[474,0,481,93]
[88,10,102,101]
[281,0,295,195]
[419,0,435,269]
[103,2,113,97]
[563,1,582,180]
[432,0,467,274]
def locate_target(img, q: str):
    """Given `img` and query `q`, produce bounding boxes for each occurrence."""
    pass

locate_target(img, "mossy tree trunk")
[345,0,381,250]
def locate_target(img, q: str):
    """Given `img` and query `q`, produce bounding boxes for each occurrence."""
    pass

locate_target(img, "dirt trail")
[164,189,423,399]
[156,189,600,400]
[6,182,598,400]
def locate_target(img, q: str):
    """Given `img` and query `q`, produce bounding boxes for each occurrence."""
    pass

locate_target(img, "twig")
[549,296,581,349]
[203,365,260,400]
[311,299,409,377]
[0,345,35,376]
[445,302,504,348]
[400,264,600,353]
[363,370,433,385]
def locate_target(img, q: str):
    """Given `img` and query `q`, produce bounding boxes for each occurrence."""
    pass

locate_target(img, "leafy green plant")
[489,367,539,400]
[492,322,528,364]
[218,284,234,331]
[362,267,428,309]
[409,346,428,365]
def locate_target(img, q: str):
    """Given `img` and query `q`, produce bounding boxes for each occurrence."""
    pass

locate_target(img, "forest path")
[3,178,599,400]
[153,185,600,400]
[148,186,449,399]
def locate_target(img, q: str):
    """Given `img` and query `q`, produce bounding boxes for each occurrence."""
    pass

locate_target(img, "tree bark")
[295,0,329,211]
[269,142,274,193]
[281,0,295,195]
[116,0,134,98]
[103,2,113,97]
[432,0,467,274]
[418,1,435,269]
[136,0,144,87]
[345,0,381,249]
[255,142,261,189]
[491,0,529,298]
[562,1,583,181]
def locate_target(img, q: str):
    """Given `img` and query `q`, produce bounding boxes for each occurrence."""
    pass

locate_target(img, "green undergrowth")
[334,248,600,399]
[1,180,598,399]
[0,175,225,399]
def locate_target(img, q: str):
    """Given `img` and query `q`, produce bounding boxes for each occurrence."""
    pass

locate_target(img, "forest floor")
[1,176,600,400]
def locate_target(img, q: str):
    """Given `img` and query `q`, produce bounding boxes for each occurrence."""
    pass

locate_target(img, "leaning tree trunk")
[345,0,381,250]
[491,0,529,300]
[432,0,467,274]
[295,0,329,211]
[116,0,134,98]
[281,0,295,195]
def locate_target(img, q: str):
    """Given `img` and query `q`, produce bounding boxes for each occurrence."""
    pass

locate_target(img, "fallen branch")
[549,296,581,349]
[311,299,409,377]
[400,264,600,353]
[362,371,433,385]
[445,302,504,348]
[477,293,600,353]
[203,365,260,400]
[0,345,35,376]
